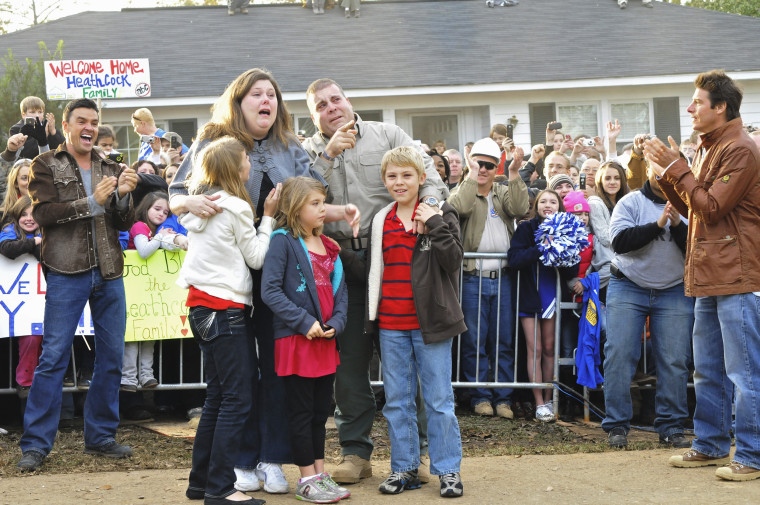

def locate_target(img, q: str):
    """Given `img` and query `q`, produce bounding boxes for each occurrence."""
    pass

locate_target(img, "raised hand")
[324,120,357,159]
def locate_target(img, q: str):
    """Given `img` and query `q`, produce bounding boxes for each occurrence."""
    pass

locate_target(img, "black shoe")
[83,441,133,458]
[439,472,464,498]
[186,487,205,500]
[122,408,153,422]
[63,371,75,387]
[660,433,691,448]
[16,385,30,399]
[17,451,45,471]
[379,469,422,494]
[608,427,628,448]
[77,369,92,390]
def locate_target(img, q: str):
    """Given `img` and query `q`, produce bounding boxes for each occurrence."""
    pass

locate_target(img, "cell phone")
[579,173,586,190]
[548,121,562,130]
[506,124,514,139]
[170,136,181,149]
[140,134,155,143]
[106,152,124,164]
[25,117,37,126]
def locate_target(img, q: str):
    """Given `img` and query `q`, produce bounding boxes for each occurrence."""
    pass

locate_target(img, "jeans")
[236,275,292,468]
[187,307,252,499]
[379,329,461,476]
[20,270,126,455]
[121,340,155,386]
[601,277,693,438]
[692,294,760,469]
[460,274,515,407]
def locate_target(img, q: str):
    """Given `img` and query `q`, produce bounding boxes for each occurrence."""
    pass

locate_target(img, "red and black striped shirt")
[378,204,420,330]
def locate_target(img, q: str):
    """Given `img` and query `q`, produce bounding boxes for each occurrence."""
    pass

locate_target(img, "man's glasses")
[477,160,497,171]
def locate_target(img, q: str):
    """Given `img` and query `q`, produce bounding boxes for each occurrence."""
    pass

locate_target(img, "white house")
[1,0,759,165]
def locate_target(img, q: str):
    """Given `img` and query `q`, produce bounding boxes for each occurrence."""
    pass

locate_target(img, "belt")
[610,263,627,280]
[336,237,368,251]
[464,267,509,279]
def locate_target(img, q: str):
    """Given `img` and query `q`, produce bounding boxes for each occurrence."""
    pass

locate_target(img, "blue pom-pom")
[534,213,590,267]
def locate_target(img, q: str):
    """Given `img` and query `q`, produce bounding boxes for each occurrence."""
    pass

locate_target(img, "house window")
[557,104,599,140]
[610,102,651,142]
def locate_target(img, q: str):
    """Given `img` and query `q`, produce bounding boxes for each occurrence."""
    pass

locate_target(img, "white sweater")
[176,190,273,306]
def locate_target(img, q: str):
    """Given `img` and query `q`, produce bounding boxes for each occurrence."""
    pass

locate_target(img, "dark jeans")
[187,307,252,500]
[236,269,292,468]
[284,374,334,467]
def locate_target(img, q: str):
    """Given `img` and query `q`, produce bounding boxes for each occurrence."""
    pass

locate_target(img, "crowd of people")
[2,67,760,505]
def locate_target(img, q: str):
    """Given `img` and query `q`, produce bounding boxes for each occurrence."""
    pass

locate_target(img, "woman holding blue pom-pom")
[508,190,581,422]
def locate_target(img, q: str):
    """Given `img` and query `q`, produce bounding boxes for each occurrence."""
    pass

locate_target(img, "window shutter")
[530,103,556,146]
[168,119,198,148]
[653,97,681,145]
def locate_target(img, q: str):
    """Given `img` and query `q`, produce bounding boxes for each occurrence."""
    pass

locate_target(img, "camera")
[140,134,156,144]
[106,152,124,164]
[24,117,37,126]
[582,138,596,147]
[643,134,657,141]
[548,121,562,131]
[579,173,586,190]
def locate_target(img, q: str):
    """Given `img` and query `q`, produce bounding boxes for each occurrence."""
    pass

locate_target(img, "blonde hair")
[381,146,425,179]
[20,96,44,114]
[132,108,155,125]
[2,159,32,215]
[187,137,254,212]
[198,68,294,152]
[275,176,327,239]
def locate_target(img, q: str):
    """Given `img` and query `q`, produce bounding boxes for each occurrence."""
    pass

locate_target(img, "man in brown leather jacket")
[645,70,760,482]
[17,98,138,472]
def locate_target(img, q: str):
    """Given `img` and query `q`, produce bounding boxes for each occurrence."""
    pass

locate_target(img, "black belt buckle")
[610,264,625,280]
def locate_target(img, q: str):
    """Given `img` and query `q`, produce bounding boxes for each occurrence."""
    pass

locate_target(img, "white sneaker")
[234,467,261,492]
[535,404,555,423]
[255,462,290,494]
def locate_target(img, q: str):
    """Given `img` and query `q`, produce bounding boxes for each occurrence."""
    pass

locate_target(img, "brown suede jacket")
[659,118,760,297]
[28,143,134,280]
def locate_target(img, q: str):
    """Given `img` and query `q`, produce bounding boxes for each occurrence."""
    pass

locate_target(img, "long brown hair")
[595,161,629,211]
[275,176,326,239]
[5,195,39,238]
[134,191,171,234]
[197,68,295,151]
[531,189,566,220]
[188,137,254,213]
[1,159,31,215]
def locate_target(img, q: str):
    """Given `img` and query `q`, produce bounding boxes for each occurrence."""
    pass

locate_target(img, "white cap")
[470,138,501,162]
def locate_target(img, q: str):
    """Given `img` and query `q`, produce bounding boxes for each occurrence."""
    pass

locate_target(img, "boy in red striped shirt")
[365,146,466,498]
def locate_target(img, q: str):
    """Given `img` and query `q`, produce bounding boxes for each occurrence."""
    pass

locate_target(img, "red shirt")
[186,286,244,310]
[378,203,419,330]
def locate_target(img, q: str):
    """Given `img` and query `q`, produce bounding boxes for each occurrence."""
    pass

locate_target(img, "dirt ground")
[1,449,757,505]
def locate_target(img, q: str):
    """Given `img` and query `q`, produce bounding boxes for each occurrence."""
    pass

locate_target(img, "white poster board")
[44,59,151,100]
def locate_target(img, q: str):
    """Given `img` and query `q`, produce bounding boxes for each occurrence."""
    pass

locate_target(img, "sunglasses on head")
[477,160,497,171]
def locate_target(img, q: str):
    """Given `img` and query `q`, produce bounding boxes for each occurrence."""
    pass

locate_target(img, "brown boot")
[331,455,372,484]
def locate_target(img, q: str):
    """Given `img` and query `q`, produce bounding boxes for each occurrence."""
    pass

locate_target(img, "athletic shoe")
[608,427,628,448]
[296,474,342,503]
[234,467,261,492]
[659,433,691,448]
[439,472,464,498]
[320,473,350,499]
[83,441,132,458]
[17,451,45,471]
[256,461,290,493]
[715,461,760,481]
[378,469,421,494]
[535,404,554,422]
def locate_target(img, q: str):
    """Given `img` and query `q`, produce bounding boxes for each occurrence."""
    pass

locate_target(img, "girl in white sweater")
[179,136,279,505]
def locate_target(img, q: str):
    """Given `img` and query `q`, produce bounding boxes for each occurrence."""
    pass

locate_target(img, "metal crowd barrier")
[1,252,596,421]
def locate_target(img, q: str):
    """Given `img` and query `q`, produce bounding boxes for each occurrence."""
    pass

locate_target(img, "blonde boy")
[367,146,465,498]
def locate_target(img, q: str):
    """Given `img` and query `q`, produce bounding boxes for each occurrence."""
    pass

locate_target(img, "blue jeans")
[20,270,126,455]
[187,307,253,499]
[460,274,514,407]
[601,277,693,438]
[379,329,461,475]
[236,280,292,468]
[692,294,760,469]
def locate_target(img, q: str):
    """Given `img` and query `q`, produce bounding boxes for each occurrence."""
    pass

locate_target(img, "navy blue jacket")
[261,230,348,341]
[508,216,578,314]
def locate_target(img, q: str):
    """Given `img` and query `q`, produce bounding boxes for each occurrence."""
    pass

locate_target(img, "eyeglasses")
[477,160,497,171]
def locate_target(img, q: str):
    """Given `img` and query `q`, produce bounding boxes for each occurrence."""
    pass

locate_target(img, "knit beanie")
[563,191,590,213]
[548,174,574,191]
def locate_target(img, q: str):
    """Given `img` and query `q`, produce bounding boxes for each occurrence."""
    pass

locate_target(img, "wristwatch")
[421,196,440,208]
